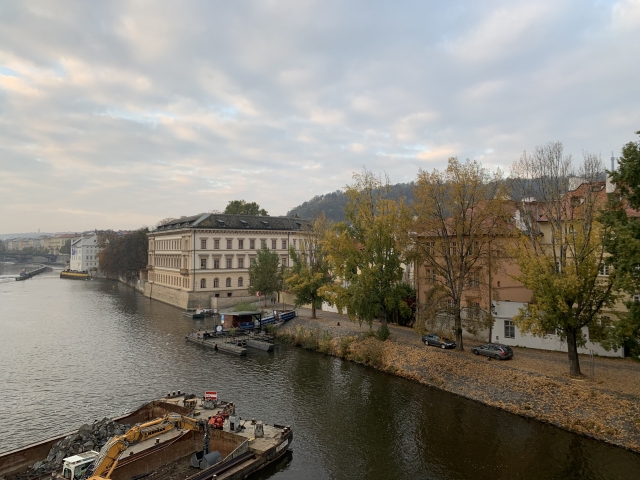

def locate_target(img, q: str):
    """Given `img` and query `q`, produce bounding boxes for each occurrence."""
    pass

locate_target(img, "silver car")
[471,343,514,360]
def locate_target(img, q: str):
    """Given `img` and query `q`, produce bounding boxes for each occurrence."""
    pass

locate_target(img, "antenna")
[611,151,615,171]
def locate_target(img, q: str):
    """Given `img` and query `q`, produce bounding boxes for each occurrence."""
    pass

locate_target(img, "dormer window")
[216,219,226,227]
[240,220,249,227]
[261,221,269,228]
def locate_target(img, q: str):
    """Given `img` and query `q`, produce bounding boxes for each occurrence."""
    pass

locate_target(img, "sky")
[1,0,639,233]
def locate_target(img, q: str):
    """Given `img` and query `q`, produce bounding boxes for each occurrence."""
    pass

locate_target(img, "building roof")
[154,213,308,232]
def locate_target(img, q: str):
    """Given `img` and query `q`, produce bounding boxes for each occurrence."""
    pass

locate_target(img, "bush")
[264,324,276,335]
[376,324,390,341]
[318,331,333,354]
[234,301,255,312]
[338,337,353,357]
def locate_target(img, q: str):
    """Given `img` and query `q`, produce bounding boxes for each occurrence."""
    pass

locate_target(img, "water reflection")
[0,265,638,479]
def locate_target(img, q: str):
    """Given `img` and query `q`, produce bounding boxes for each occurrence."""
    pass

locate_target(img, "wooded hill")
[286,175,606,222]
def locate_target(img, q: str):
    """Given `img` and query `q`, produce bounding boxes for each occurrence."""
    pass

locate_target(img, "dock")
[245,335,275,352]
[186,331,247,356]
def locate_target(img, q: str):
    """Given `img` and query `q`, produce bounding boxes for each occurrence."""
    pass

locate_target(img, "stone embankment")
[277,312,640,454]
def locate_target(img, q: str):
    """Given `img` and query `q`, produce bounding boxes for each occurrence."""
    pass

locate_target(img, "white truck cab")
[60,451,99,480]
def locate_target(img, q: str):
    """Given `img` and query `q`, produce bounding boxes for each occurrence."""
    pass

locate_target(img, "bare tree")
[510,142,616,377]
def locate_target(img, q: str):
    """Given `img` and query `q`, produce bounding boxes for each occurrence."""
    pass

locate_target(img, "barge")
[0,392,292,480]
[60,270,90,280]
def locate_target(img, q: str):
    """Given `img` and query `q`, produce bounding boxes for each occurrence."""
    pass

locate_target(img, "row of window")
[155,255,181,268]
[199,257,287,269]
[151,272,189,288]
[200,277,247,288]
[424,269,480,287]
[200,238,294,250]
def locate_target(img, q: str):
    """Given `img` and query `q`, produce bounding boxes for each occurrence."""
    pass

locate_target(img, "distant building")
[69,234,102,272]
[146,213,307,309]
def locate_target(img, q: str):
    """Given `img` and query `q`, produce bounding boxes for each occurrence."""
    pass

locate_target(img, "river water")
[1,263,639,480]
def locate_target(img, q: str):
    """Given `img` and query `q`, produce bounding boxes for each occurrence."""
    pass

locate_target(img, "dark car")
[422,333,457,349]
[471,343,514,360]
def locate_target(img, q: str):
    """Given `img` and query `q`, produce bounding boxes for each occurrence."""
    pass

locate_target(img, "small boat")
[183,309,206,319]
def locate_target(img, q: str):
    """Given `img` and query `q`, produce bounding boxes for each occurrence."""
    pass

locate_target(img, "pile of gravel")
[27,418,130,477]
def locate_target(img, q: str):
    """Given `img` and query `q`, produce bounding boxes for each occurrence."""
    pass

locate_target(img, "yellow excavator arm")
[87,414,202,480]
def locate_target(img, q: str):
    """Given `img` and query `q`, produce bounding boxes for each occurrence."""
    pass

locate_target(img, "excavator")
[82,413,204,480]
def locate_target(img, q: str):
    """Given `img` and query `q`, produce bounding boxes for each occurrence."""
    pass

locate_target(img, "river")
[0,263,639,480]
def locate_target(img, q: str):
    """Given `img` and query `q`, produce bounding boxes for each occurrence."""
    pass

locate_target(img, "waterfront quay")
[1,264,639,479]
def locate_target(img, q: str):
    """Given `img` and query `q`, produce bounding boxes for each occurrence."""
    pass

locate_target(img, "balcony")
[180,268,189,276]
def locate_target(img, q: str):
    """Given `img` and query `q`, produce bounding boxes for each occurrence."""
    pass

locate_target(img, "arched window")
[200,278,206,288]
[226,277,231,287]
[214,278,219,288]
[238,277,243,287]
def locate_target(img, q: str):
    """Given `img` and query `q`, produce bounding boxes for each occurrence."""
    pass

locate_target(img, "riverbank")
[276,312,640,454]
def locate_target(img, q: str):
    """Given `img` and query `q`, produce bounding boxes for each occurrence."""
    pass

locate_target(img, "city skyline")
[1,1,639,233]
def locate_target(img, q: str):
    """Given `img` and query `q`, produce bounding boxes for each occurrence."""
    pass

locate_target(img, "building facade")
[69,234,101,272]
[146,213,307,309]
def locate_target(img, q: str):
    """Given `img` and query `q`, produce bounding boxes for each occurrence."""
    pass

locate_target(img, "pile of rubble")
[27,418,130,477]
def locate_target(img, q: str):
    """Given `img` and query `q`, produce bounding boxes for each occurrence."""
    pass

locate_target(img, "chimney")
[606,152,616,194]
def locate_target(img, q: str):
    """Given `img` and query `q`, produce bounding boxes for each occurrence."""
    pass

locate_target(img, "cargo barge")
[0,392,292,480]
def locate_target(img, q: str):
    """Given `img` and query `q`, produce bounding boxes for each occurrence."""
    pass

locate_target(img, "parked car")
[471,343,514,360]
[422,333,457,349]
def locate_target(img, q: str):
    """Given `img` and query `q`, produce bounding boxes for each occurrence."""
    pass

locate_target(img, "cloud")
[0,0,638,232]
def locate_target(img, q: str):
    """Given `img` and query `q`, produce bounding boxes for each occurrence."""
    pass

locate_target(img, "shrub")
[318,331,333,354]
[376,324,390,341]
[234,301,255,312]
[338,337,353,357]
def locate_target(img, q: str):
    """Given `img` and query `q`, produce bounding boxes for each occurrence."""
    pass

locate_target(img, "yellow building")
[146,213,307,309]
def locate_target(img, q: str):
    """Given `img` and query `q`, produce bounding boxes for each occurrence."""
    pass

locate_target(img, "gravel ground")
[291,307,640,398]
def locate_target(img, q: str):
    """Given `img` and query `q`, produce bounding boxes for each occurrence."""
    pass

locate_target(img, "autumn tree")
[510,142,616,377]
[224,200,268,216]
[98,228,149,279]
[600,130,640,359]
[248,245,282,305]
[323,169,411,334]
[285,214,333,319]
[413,158,511,351]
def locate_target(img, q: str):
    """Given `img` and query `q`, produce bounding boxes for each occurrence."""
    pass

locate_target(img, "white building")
[69,234,101,272]
[491,301,624,358]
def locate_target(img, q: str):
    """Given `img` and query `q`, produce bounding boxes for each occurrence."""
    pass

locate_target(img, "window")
[238,258,244,268]
[261,240,266,248]
[599,264,610,276]
[449,242,456,256]
[214,259,220,269]
[214,239,220,249]
[200,258,206,269]
[282,240,287,249]
[497,281,501,288]
[238,240,244,249]
[634,294,640,303]
[281,257,287,266]
[238,277,244,287]
[250,258,256,266]
[201,239,207,249]
[271,239,277,249]
[293,239,297,248]
[227,292,233,297]
[425,269,436,282]
[226,277,231,287]
[425,241,435,254]
[226,258,232,268]
[214,278,219,288]
[227,239,232,249]
[214,293,220,297]
[200,278,206,289]
[250,239,255,249]
[504,320,515,339]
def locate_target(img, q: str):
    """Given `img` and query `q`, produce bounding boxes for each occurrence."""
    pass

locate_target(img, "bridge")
[1,252,68,264]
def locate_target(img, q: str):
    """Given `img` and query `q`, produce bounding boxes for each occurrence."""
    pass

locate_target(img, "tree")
[224,200,268,216]
[248,246,282,304]
[322,169,411,333]
[510,142,616,377]
[600,130,640,359]
[59,239,71,255]
[285,214,333,318]
[413,157,511,351]
[98,228,149,279]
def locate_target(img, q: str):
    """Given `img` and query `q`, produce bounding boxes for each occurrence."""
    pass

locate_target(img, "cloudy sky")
[1,0,639,233]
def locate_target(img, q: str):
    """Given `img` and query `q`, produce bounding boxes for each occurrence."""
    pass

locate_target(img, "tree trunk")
[311,303,316,319]
[566,325,582,377]
[455,311,464,351]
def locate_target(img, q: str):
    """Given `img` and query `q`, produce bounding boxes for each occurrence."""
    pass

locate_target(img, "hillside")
[287,183,415,222]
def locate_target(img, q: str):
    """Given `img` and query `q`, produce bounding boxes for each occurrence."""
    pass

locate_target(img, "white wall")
[492,301,624,358]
